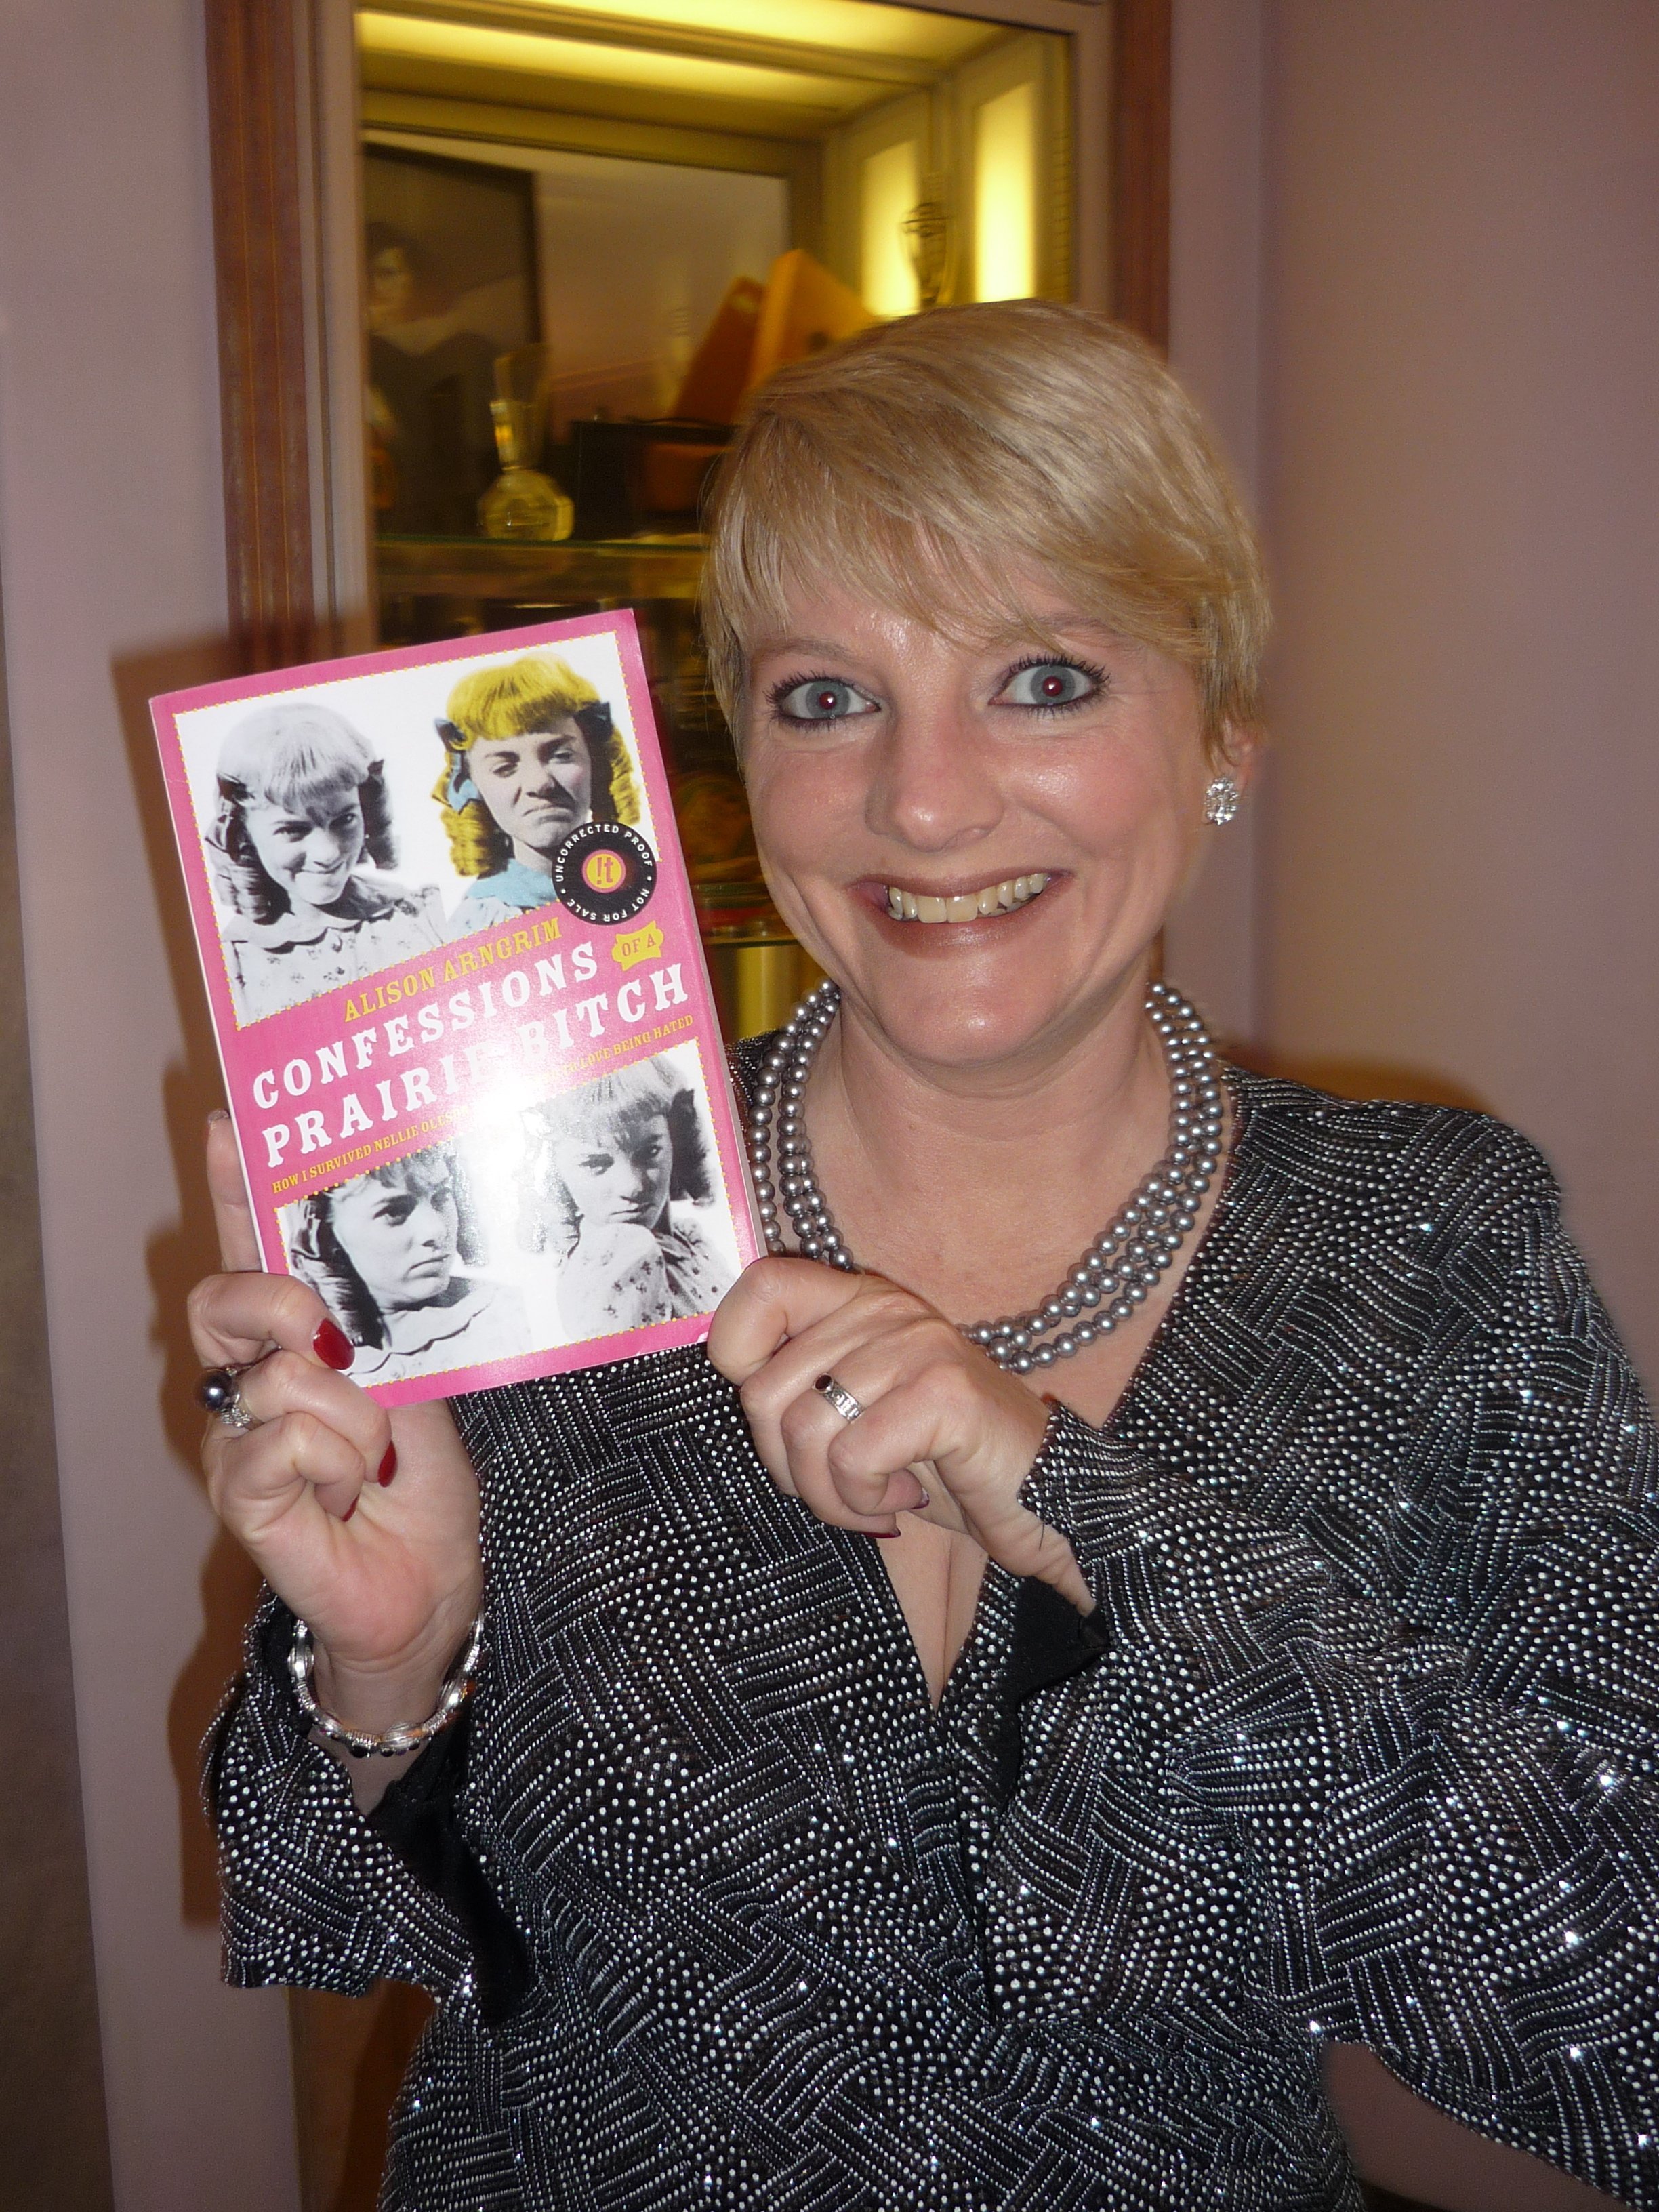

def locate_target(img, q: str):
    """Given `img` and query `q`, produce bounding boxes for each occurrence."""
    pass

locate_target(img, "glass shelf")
[375,532,708,605]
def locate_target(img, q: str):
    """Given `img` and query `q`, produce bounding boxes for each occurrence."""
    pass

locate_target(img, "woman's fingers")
[716,1256,1085,1599]
[727,1269,921,1485]
[188,1263,346,1371]
[775,1387,922,1531]
[207,1111,261,1272]
[235,1347,390,1473]
[721,1258,1076,1589]
[203,1347,392,1525]
[726,1270,943,1523]
[206,1404,369,1529]
[764,1319,937,1527]
[708,1255,867,1385]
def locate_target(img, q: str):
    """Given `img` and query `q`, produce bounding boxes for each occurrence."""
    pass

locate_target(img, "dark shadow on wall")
[114,635,252,1936]
[293,1984,436,2212]
[1333,2047,1631,2211]
[114,634,434,2212]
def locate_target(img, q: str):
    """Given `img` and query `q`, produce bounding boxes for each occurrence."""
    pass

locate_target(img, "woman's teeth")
[884,873,1050,924]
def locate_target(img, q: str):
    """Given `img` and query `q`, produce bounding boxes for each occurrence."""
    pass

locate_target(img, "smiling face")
[467,719,593,872]
[241,781,367,914]
[553,1112,672,1236]
[743,572,1252,1079]
[329,1171,459,1313]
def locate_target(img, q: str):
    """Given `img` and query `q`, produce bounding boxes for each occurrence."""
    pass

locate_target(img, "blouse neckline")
[1100,1062,1251,1441]
[726,1032,1257,1727]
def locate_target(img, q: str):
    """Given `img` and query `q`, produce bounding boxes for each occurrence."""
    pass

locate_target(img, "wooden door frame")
[207,0,373,670]
[205,0,1169,670]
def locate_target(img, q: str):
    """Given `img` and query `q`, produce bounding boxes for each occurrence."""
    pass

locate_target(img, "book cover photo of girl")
[207,699,445,1025]
[433,651,643,939]
[516,1048,738,1338]
[281,1139,530,1388]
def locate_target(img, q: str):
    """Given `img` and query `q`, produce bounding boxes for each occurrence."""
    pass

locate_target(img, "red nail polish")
[314,1317,354,1370]
[865,1530,899,1540]
[378,1445,397,1486]
[342,1499,357,1523]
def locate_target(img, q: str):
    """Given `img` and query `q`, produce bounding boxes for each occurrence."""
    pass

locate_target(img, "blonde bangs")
[701,302,1267,755]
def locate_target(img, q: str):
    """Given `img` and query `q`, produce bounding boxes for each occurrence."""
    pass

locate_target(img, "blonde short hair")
[701,300,1267,754]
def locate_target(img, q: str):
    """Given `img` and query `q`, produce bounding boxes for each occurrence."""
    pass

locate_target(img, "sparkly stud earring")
[1204,775,1241,827]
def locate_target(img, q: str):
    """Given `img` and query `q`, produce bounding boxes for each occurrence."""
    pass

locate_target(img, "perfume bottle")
[478,347,573,541]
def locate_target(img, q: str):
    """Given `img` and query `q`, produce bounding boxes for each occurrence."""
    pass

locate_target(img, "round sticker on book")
[553,821,658,926]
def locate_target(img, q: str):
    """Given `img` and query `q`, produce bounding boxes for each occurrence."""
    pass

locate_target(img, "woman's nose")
[865,704,1002,853]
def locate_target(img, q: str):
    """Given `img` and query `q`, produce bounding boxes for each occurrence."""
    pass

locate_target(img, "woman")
[189,304,1658,2211]
[517,1052,737,1336]
[435,651,642,938]
[285,1142,529,1388]
[208,698,444,1023]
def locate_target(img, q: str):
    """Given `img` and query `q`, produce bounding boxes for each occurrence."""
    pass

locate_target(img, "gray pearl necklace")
[745,978,1227,1373]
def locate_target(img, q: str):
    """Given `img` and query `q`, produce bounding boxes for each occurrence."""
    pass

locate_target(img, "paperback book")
[152,613,762,1407]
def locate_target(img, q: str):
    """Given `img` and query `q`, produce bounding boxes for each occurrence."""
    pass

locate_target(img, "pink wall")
[1258,0,1659,1383]
[0,1,300,2205]
[1168,0,1659,1390]
[1163,0,1266,1043]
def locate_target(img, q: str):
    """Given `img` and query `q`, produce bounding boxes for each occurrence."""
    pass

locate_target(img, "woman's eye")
[999,661,1100,710]
[772,678,878,726]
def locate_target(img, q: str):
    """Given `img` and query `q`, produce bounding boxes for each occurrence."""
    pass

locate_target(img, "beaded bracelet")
[288,1612,485,1759]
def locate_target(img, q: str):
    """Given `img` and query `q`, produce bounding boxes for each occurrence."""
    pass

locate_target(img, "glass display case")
[375,532,824,1038]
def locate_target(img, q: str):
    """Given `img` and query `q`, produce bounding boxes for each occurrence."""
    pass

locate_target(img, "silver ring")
[196,1365,258,1433]
[814,1372,863,1424]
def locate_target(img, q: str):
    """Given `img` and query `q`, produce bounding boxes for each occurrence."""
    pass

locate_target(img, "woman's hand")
[188,1115,483,1744]
[708,1257,1092,1612]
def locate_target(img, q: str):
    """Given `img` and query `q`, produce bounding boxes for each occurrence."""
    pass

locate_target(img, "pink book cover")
[151,613,762,1408]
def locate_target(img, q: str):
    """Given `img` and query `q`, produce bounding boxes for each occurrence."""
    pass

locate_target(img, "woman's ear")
[1216,720,1263,793]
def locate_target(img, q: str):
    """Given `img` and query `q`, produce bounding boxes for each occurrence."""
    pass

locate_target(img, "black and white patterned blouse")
[209,1063,1659,2211]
